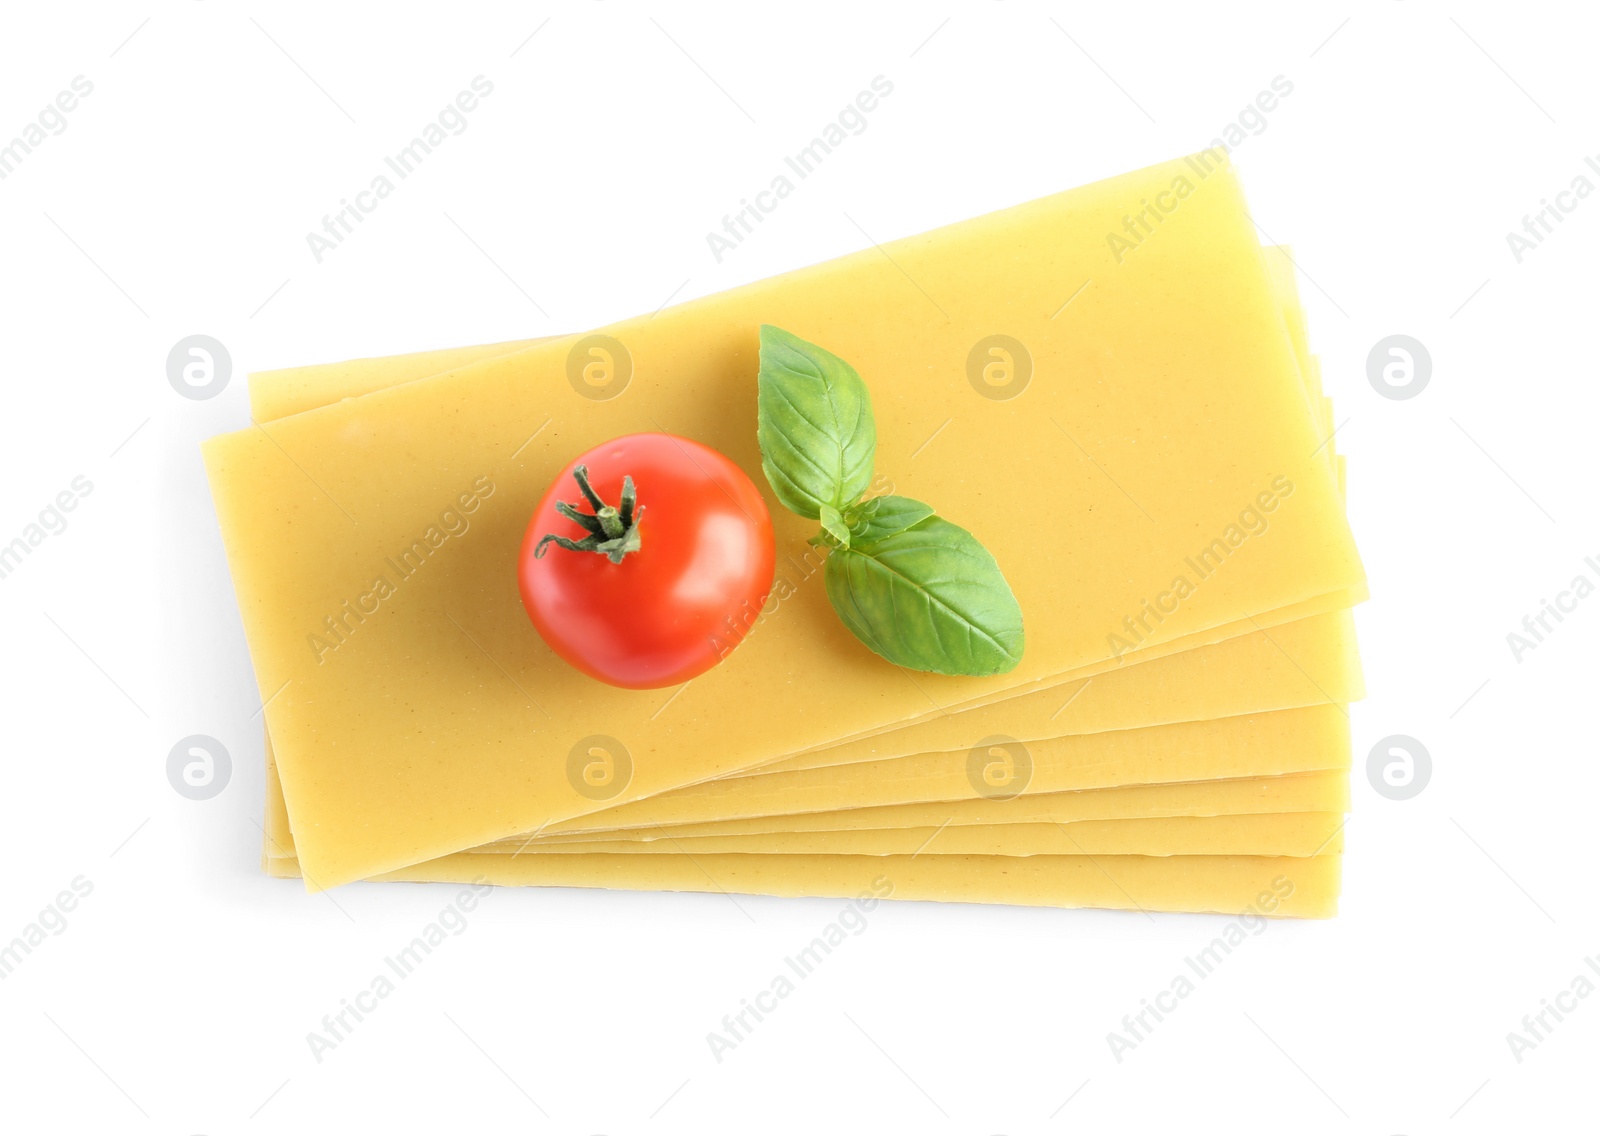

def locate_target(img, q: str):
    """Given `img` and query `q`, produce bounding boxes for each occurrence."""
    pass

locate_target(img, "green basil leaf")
[845,495,935,544]
[756,325,876,519]
[824,513,1025,676]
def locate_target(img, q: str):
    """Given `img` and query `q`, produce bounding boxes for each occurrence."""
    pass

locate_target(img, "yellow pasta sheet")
[266,851,1341,918]
[531,704,1350,833]
[251,337,551,421]
[457,812,1345,858]
[244,249,1356,794]
[251,251,1360,863]
[249,337,1356,784]
[210,154,1363,887]
[729,611,1358,776]
[265,707,1350,851]
[265,738,1347,854]
[492,769,1351,843]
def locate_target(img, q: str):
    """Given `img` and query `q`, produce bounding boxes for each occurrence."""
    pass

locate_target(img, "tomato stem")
[534,465,644,564]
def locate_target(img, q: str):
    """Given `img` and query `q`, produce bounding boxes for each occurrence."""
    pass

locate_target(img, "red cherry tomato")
[519,432,776,689]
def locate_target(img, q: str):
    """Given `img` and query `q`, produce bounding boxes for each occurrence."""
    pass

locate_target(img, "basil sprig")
[756,325,1025,677]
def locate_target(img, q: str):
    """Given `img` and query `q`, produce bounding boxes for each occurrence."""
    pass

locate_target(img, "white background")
[0,1,1595,1131]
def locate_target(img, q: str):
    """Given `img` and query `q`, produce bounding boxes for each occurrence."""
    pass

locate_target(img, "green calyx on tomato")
[756,324,1025,678]
[533,465,644,565]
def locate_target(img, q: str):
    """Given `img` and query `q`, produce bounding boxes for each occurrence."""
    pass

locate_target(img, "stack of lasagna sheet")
[206,153,1365,916]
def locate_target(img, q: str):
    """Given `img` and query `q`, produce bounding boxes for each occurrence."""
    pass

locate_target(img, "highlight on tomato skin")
[518,432,776,689]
